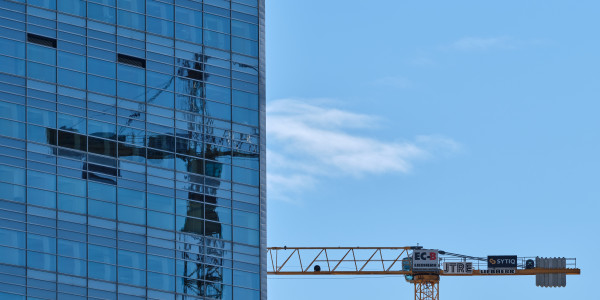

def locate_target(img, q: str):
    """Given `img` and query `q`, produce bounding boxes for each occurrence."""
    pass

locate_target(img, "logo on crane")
[412,250,440,271]
[488,255,517,269]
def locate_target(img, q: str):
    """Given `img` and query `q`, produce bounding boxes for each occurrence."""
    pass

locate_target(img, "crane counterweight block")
[536,257,568,287]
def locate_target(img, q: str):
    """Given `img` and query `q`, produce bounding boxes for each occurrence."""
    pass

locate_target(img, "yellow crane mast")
[267,246,580,300]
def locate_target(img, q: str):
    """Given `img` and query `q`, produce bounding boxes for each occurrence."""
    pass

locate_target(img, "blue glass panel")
[0,55,25,77]
[89,244,116,264]
[147,0,173,20]
[27,234,55,253]
[118,81,145,102]
[88,3,116,24]
[205,84,231,104]
[58,239,86,258]
[58,51,86,72]
[232,166,258,186]
[232,20,258,40]
[88,57,116,78]
[57,0,86,17]
[27,44,56,64]
[27,124,55,145]
[28,0,56,9]
[205,100,231,121]
[204,30,230,50]
[88,180,116,201]
[148,255,174,274]
[88,262,116,281]
[27,107,56,127]
[117,64,145,85]
[57,69,86,90]
[117,9,145,31]
[57,193,86,214]
[147,151,175,170]
[57,176,86,197]
[27,188,56,208]
[118,187,145,207]
[88,199,116,219]
[27,252,56,271]
[233,270,259,289]
[88,119,116,137]
[175,23,202,44]
[88,75,116,96]
[233,287,259,300]
[0,101,25,122]
[232,90,258,110]
[232,210,258,229]
[232,37,258,57]
[147,193,174,212]
[147,88,174,108]
[147,211,174,230]
[175,7,202,27]
[204,13,230,34]
[0,228,25,248]
[27,170,56,189]
[0,39,25,58]
[58,113,86,133]
[0,182,26,202]
[118,249,145,268]
[118,0,145,13]
[27,62,56,83]
[0,164,25,185]
[147,17,174,37]
[232,106,258,127]
[118,267,146,286]
[57,257,87,276]
[147,272,175,292]
[118,205,146,225]
[147,71,174,91]
[233,226,259,246]
[0,246,25,266]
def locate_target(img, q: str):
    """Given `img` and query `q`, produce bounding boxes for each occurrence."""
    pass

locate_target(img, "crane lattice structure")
[267,246,580,300]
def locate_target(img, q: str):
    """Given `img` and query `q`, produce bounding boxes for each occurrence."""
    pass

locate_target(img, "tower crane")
[267,246,580,300]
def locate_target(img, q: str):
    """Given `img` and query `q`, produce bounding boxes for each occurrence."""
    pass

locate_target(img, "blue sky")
[265,1,599,299]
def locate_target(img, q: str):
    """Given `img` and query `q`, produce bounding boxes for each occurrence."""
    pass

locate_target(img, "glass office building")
[0,0,266,299]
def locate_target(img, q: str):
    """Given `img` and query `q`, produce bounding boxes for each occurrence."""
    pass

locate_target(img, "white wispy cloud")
[451,36,513,51]
[267,99,460,203]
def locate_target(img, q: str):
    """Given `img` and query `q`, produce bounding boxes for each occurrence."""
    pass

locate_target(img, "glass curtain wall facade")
[0,0,266,299]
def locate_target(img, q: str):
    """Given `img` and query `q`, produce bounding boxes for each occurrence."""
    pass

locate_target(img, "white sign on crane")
[413,249,439,271]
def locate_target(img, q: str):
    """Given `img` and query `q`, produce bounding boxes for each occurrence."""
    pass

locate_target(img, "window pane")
[118,9,145,30]
[0,246,25,266]
[58,239,86,258]
[0,228,25,248]
[118,205,146,225]
[0,164,25,185]
[147,210,174,230]
[88,3,116,24]
[118,267,146,286]
[148,193,174,212]
[233,226,258,246]
[88,261,116,281]
[204,13,230,34]
[58,0,86,17]
[57,193,86,214]
[89,199,116,219]
[28,62,56,83]
[58,256,87,276]
[28,252,56,271]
